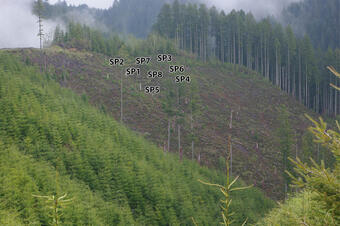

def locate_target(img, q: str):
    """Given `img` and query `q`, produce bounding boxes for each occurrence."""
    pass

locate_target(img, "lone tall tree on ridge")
[35,0,44,49]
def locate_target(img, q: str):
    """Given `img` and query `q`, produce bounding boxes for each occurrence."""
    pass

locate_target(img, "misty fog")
[0,0,57,49]
[0,0,303,49]
[49,0,112,9]
[205,0,302,18]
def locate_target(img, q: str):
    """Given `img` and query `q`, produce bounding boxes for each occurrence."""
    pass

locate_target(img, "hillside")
[11,46,326,199]
[0,52,274,225]
[1,0,338,225]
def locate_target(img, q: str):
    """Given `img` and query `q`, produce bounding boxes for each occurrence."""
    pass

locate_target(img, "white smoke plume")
[0,0,58,49]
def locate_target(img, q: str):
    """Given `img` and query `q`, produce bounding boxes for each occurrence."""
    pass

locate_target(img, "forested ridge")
[153,1,340,116]
[40,0,201,38]
[40,0,340,53]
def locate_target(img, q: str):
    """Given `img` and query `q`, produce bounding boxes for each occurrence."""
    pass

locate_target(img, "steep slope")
[15,47,324,199]
[0,144,135,225]
[0,52,273,225]
[14,47,324,199]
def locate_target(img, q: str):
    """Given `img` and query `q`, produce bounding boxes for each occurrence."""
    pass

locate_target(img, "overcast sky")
[49,0,114,9]
[49,0,302,18]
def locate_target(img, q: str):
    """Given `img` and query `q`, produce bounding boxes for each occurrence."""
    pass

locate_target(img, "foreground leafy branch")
[197,155,253,225]
[286,66,340,224]
[32,171,73,225]
[32,193,73,225]
[328,66,340,91]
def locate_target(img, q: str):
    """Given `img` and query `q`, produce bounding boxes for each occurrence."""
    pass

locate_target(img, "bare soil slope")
[14,47,320,199]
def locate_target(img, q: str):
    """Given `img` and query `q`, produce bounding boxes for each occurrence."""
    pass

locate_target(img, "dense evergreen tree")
[153,1,340,116]
[34,0,44,49]
[283,0,340,50]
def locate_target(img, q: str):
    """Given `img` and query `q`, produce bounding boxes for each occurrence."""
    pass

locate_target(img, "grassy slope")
[14,47,321,199]
[0,52,273,225]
